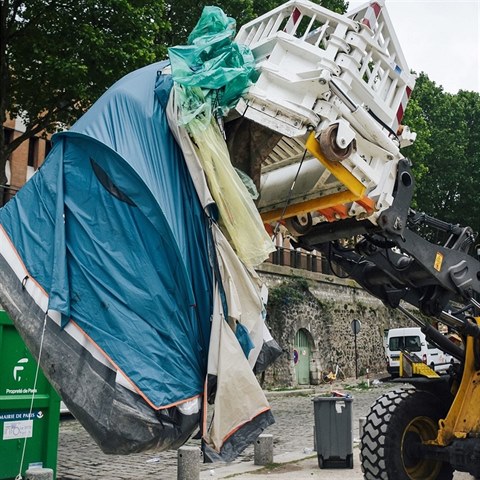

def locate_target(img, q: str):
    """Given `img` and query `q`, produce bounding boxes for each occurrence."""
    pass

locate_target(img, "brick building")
[3,114,51,201]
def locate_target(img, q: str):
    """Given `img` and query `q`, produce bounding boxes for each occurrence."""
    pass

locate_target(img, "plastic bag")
[235,168,259,200]
[168,6,258,118]
[169,7,274,266]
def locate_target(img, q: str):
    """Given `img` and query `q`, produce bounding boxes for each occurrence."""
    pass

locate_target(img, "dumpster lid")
[313,395,353,402]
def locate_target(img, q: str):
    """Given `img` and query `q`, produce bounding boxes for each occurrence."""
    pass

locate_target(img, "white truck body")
[385,327,452,376]
[231,0,417,231]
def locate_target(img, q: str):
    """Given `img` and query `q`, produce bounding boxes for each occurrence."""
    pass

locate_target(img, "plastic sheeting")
[169,7,275,267]
[181,108,276,267]
[168,6,257,119]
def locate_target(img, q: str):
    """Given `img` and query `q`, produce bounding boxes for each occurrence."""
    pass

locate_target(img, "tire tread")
[360,388,453,480]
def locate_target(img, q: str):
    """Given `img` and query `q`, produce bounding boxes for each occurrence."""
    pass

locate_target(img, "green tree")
[402,73,480,233]
[0,0,167,196]
[400,90,432,199]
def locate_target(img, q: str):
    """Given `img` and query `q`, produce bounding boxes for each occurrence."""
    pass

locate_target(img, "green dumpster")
[0,311,60,479]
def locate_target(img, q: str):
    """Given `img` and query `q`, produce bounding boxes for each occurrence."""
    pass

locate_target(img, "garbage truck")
[0,0,479,479]
[226,1,480,478]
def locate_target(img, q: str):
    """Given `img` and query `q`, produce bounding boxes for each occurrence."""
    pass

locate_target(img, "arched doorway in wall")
[294,328,314,385]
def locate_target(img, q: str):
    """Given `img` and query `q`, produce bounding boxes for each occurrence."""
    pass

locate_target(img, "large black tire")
[361,388,454,480]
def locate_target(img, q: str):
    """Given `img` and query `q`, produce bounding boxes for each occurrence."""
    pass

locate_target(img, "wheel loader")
[227,0,480,478]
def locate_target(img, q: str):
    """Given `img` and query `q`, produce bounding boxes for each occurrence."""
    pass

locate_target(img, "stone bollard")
[359,417,367,440]
[254,434,274,466]
[25,468,54,480]
[177,446,201,480]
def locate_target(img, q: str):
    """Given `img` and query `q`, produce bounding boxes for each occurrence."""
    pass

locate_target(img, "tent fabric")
[202,223,273,458]
[0,61,214,410]
[166,85,216,212]
[0,247,202,455]
[0,4,282,457]
[0,57,275,458]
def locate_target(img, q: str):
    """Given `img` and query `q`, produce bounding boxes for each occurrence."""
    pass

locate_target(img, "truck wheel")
[361,388,453,480]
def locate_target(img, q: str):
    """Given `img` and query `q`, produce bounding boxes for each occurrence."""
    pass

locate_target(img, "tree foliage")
[402,73,480,234]
[0,0,167,189]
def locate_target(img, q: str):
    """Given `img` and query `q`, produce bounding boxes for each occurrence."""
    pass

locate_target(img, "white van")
[385,327,451,377]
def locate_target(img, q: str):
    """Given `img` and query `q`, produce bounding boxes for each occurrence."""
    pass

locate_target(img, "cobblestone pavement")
[56,379,473,479]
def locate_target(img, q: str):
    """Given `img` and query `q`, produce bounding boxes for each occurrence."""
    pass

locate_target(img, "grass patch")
[260,462,282,470]
[344,380,372,391]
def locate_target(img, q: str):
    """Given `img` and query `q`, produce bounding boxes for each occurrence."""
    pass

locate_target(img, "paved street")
[57,379,378,479]
[56,379,474,479]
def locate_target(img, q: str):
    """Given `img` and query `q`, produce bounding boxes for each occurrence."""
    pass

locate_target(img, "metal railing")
[266,246,333,274]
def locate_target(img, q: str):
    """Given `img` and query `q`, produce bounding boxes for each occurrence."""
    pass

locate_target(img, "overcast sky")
[347,0,480,94]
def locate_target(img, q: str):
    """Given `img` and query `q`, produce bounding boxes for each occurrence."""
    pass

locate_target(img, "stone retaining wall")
[257,263,413,388]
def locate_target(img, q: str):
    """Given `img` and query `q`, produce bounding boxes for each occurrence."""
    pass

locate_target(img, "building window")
[28,137,39,168]
[4,128,13,146]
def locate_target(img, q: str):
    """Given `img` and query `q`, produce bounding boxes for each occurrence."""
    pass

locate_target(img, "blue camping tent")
[0,61,217,452]
[0,8,277,459]
[0,59,274,458]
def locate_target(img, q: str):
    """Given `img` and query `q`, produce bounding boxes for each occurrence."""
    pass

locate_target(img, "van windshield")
[389,335,421,352]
